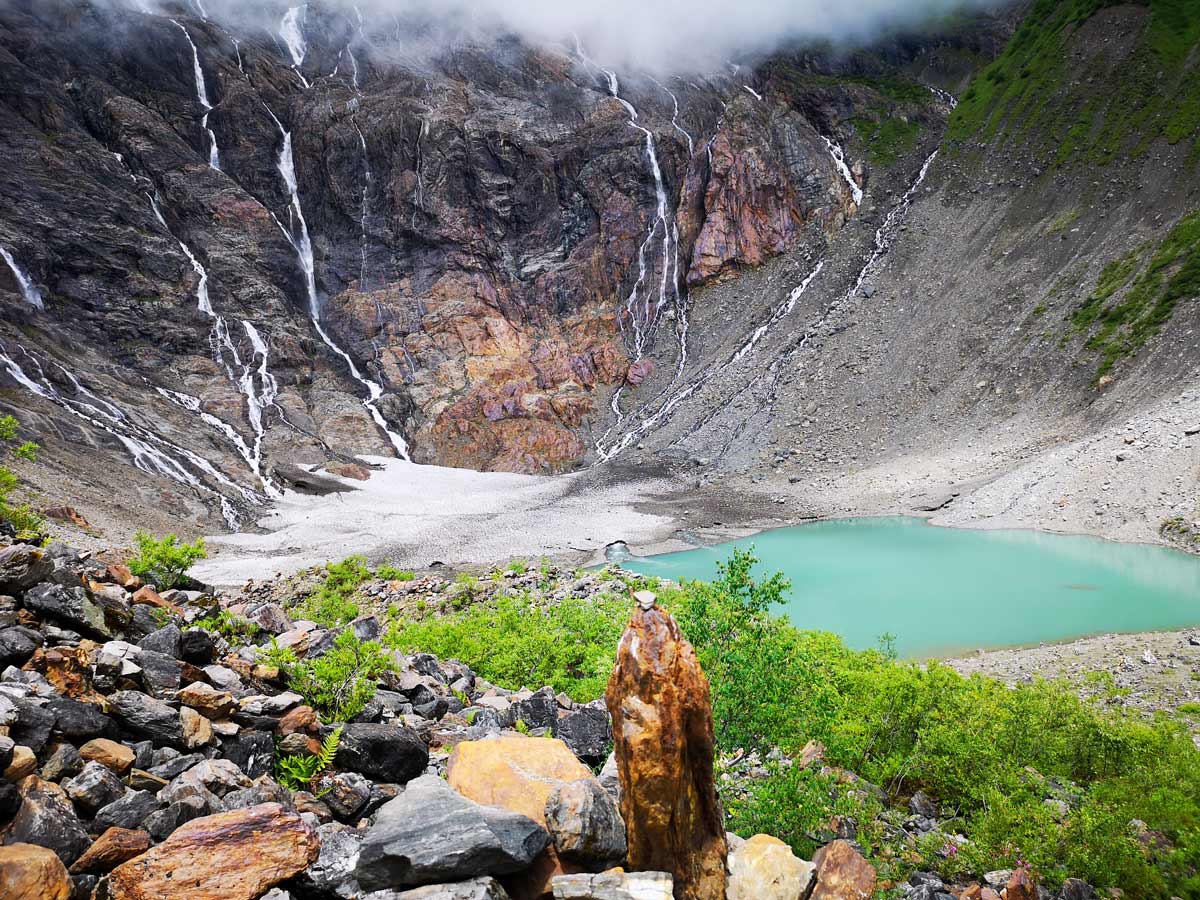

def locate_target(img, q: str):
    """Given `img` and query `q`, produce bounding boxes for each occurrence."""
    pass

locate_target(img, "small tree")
[0,414,44,542]
[288,630,392,722]
[128,530,206,589]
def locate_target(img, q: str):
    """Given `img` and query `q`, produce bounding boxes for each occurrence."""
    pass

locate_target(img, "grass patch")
[850,115,921,166]
[1071,212,1200,377]
[948,0,1200,166]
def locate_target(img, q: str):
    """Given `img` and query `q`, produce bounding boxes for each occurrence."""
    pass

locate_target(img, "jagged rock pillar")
[604,590,727,900]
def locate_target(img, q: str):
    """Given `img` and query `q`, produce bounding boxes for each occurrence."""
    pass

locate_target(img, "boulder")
[1004,868,1037,900]
[448,734,594,897]
[296,822,363,897]
[0,780,20,824]
[4,745,37,780]
[108,691,184,746]
[40,743,84,781]
[0,841,73,900]
[138,624,182,658]
[809,840,875,900]
[549,872,673,899]
[179,682,236,719]
[335,723,429,783]
[79,738,136,774]
[46,698,115,741]
[355,774,550,892]
[107,802,319,900]
[63,761,127,815]
[0,776,92,865]
[69,827,152,874]
[543,779,626,866]
[94,789,161,832]
[726,834,815,900]
[605,599,726,900]
[0,544,52,592]
[552,706,612,767]
[0,625,42,668]
[23,582,123,639]
[181,706,214,748]
[319,770,372,821]
[143,796,207,841]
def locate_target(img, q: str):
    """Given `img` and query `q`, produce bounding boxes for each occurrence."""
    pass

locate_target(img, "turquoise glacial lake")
[620,517,1200,658]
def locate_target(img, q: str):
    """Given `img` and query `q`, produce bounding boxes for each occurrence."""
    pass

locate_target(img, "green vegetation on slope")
[388,550,1200,897]
[1071,212,1200,377]
[948,0,1200,165]
[849,115,922,166]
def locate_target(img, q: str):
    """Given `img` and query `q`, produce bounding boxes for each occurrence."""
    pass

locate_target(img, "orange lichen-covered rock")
[69,827,151,874]
[810,840,876,900]
[107,802,318,900]
[447,734,595,899]
[604,597,727,900]
[0,843,73,900]
[1003,868,1038,900]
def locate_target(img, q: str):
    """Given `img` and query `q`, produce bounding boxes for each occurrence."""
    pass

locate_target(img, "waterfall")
[148,194,280,495]
[0,245,43,310]
[0,345,257,528]
[270,117,412,460]
[171,20,220,170]
[823,137,863,206]
[280,6,310,87]
[353,120,372,288]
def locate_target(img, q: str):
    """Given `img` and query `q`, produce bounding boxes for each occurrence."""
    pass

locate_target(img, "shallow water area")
[620,517,1200,657]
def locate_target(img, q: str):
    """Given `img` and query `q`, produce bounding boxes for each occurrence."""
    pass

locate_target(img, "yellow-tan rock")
[79,738,135,774]
[107,802,318,900]
[4,745,36,780]
[727,834,815,900]
[0,842,73,900]
[605,600,727,900]
[448,734,593,899]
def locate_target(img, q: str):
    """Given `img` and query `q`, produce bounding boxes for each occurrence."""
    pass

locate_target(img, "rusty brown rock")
[0,842,73,900]
[178,682,236,719]
[21,646,102,703]
[278,704,320,736]
[809,840,876,900]
[1003,869,1037,900]
[604,600,727,900]
[131,585,182,614]
[4,745,36,780]
[69,827,151,874]
[40,506,91,529]
[326,462,372,481]
[107,802,318,900]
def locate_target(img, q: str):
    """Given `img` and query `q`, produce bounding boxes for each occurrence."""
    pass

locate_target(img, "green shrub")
[385,591,630,700]
[275,725,341,792]
[376,565,415,581]
[288,630,392,722]
[191,610,255,648]
[128,530,206,589]
[298,556,369,626]
[259,637,298,671]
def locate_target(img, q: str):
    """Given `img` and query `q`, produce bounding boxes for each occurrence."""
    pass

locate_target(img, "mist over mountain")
[111,0,1015,73]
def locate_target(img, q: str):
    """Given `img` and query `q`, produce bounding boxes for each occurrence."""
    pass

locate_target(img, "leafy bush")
[190,610,255,648]
[288,630,392,722]
[128,530,206,589]
[385,591,631,700]
[385,547,1200,897]
[376,565,415,581]
[298,556,369,627]
[275,725,342,792]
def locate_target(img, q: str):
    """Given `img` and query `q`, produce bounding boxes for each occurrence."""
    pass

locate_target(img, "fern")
[275,725,342,792]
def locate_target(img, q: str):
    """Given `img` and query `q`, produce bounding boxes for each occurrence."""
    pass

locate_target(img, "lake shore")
[945,627,1200,744]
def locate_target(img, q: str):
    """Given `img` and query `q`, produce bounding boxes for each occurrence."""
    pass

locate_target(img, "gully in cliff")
[605,590,728,900]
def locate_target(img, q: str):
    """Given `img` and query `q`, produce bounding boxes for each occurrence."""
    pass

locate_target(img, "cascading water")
[171,20,220,170]
[0,345,254,528]
[649,77,694,156]
[269,115,411,460]
[0,245,43,310]
[279,6,310,88]
[353,120,372,288]
[822,137,862,206]
[148,194,280,495]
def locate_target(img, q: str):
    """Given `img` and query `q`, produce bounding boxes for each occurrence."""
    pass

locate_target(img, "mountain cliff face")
[5,0,1195,542]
